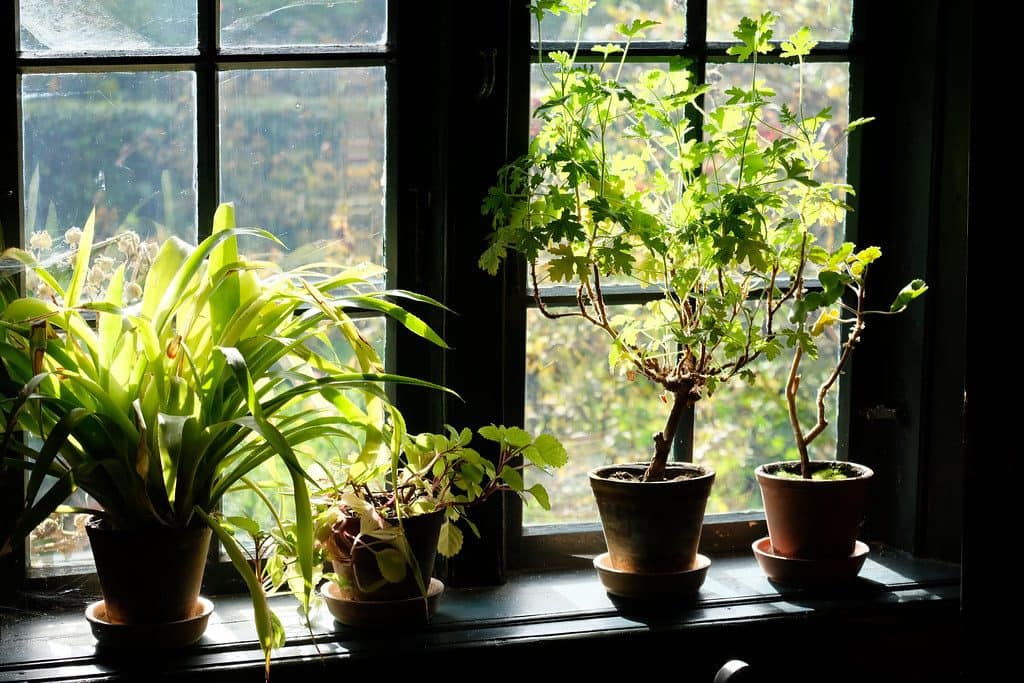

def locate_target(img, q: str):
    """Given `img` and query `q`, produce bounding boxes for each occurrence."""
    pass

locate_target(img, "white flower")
[64,226,82,246]
[29,231,52,250]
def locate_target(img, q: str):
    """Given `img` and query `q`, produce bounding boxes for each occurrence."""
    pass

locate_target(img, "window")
[4,0,393,581]
[1,0,964,601]
[520,0,855,528]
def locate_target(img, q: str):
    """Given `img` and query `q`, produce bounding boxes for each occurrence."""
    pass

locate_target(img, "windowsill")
[1,547,960,682]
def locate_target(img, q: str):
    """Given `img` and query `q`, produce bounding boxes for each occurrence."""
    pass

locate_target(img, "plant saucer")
[85,596,214,650]
[320,577,444,628]
[752,536,869,586]
[593,552,710,600]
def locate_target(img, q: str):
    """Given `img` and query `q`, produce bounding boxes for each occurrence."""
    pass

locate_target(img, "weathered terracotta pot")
[86,517,211,624]
[755,460,873,559]
[329,509,444,602]
[589,462,715,573]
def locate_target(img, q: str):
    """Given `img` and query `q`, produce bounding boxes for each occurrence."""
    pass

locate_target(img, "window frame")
[0,0,967,602]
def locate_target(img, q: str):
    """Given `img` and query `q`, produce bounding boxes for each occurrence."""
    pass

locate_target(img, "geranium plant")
[480,5,868,482]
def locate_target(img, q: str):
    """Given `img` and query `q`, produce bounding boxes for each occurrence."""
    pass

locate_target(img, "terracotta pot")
[85,517,211,624]
[755,460,873,559]
[589,462,715,573]
[329,509,444,602]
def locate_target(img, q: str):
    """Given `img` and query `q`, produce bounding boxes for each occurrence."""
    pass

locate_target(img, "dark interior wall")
[852,0,967,561]
[963,1,1021,680]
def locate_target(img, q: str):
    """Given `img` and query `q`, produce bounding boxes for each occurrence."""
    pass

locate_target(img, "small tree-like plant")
[481,5,871,481]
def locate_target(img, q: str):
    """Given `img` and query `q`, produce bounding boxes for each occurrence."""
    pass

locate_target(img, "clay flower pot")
[85,517,211,625]
[589,463,715,598]
[753,461,873,584]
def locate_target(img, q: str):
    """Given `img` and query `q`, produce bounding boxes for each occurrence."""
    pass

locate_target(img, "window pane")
[21,71,197,298]
[525,304,841,524]
[221,317,387,537]
[708,0,852,42]
[28,492,94,574]
[525,306,667,525]
[527,62,679,290]
[696,323,840,514]
[221,0,386,48]
[219,68,386,270]
[531,1,686,43]
[706,61,851,251]
[19,0,197,54]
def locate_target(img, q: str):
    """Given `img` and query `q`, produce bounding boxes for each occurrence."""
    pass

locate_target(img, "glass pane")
[532,1,687,43]
[19,0,197,53]
[706,61,851,251]
[21,72,198,298]
[219,68,386,271]
[221,317,386,541]
[221,0,386,48]
[525,306,669,525]
[708,0,852,42]
[527,62,680,290]
[524,304,840,524]
[28,491,95,573]
[696,324,840,514]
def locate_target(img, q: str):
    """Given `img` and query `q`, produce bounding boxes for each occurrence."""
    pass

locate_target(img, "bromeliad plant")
[0,202,449,662]
[481,5,872,482]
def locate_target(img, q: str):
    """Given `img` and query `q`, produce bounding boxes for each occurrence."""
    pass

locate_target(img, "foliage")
[267,420,567,604]
[482,4,864,482]
[0,201,449,663]
[781,238,926,477]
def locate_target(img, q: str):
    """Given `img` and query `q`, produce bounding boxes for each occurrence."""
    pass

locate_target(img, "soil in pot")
[85,517,211,625]
[328,508,444,602]
[589,462,715,574]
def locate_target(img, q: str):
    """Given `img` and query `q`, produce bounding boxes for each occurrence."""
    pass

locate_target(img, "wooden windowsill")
[0,547,960,682]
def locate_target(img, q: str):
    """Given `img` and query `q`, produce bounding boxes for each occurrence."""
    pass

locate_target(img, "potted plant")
[752,239,926,584]
[0,202,449,661]
[262,417,567,627]
[480,6,861,596]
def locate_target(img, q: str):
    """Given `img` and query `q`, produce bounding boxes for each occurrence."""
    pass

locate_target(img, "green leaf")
[437,520,464,558]
[209,203,243,342]
[532,433,568,468]
[617,18,660,39]
[226,516,261,536]
[499,464,525,492]
[526,483,551,510]
[198,509,285,669]
[726,13,776,62]
[375,548,408,583]
[478,424,504,442]
[780,26,818,59]
[504,426,532,449]
[889,279,928,312]
[65,208,95,308]
[846,116,876,134]
[592,43,624,57]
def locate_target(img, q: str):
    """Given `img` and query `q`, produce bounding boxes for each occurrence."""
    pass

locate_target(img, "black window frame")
[1,0,968,603]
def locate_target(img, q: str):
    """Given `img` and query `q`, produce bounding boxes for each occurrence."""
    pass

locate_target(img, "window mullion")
[196,0,219,242]
[0,0,26,593]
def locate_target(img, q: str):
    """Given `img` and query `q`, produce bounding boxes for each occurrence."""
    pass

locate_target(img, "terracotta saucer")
[752,536,869,586]
[593,552,710,599]
[320,577,444,628]
[85,596,214,649]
